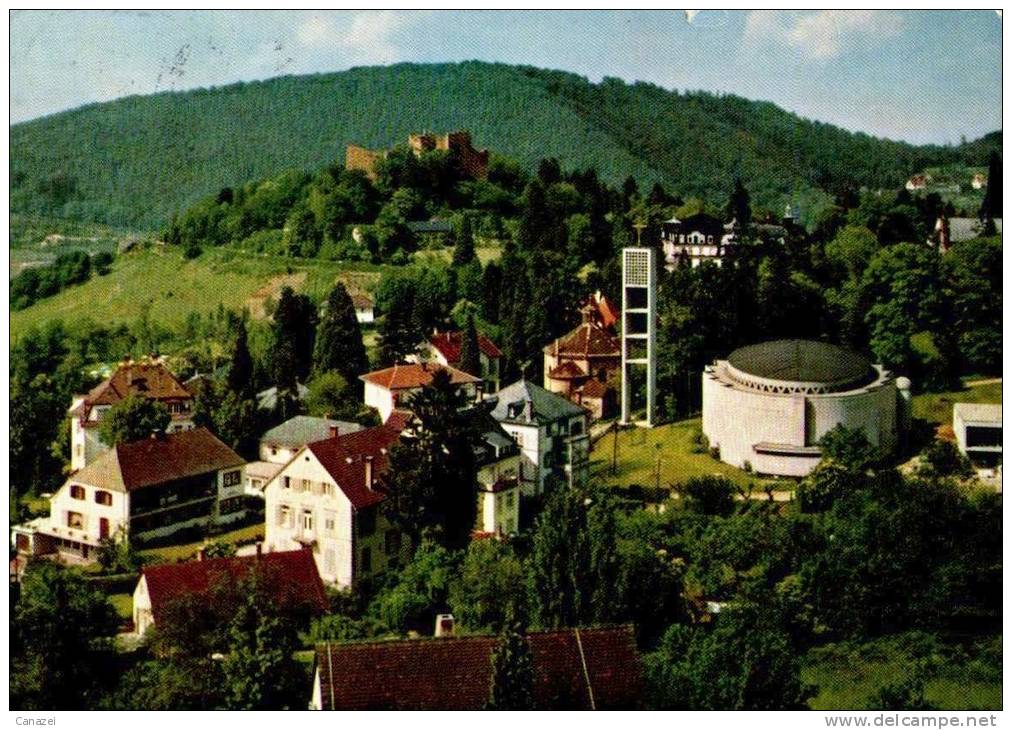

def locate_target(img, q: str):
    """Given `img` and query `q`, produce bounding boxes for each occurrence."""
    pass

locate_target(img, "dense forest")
[10,61,1001,228]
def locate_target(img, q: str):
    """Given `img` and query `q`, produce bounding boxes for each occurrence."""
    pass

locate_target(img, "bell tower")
[620,247,656,426]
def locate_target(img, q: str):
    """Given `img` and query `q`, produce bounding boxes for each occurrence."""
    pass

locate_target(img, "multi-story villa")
[487,380,590,495]
[13,428,245,563]
[263,425,408,587]
[410,329,503,393]
[360,363,480,423]
[68,355,195,471]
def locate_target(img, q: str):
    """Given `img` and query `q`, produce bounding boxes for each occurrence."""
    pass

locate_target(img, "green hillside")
[9,245,377,340]
[11,61,1001,229]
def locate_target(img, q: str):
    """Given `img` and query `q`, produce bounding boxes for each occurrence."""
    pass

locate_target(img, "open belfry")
[620,247,656,427]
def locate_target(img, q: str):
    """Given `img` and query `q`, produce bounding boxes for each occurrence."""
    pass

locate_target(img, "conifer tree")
[313,283,368,384]
[486,625,535,710]
[458,313,481,378]
[226,314,255,400]
[451,213,477,267]
[979,151,1002,233]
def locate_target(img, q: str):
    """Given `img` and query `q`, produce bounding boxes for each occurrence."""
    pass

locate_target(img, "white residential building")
[12,428,245,563]
[487,380,590,496]
[350,292,375,324]
[68,356,195,471]
[360,363,480,423]
[263,425,408,587]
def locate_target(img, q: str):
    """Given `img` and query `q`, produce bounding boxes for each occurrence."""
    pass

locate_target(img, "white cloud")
[744,10,903,60]
[297,11,415,64]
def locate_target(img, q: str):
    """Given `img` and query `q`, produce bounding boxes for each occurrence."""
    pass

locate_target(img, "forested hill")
[10,61,1001,229]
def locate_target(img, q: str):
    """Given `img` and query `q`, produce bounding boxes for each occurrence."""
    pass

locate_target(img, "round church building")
[702,340,909,477]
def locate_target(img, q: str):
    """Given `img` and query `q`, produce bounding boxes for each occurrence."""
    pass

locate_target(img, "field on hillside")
[590,418,777,491]
[10,246,383,339]
[803,633,1001,710]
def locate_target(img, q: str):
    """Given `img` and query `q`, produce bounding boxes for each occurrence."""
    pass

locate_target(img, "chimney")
[364,455,374,490]
[255,542,263,559]
[435,613,455,637]
[197,547,206,562]
[329,424,340,439]
[525,399,534,423]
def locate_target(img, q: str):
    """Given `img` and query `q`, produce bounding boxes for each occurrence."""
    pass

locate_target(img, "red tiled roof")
[384,409,415,433]
[72,427,244,492]
[305,426,401,509]
[142,549,328,623]
[350,292,373,309]
[429,330,503,362]
[544,322,621,359]
[73,359,192,418]
[359,363,479,390]
[578,379,610,398]
[593,294,620,331]
[315,625,642,710]
[548,361,586,380]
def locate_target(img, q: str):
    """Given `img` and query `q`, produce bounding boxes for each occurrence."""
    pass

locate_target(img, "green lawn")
[590,418,777,491]
[413,246,502,266]
[10,247,377,340]
[911,380,1002,427]
[109,593,134,621]
[804,634,1001,711]
[138,522,265,564]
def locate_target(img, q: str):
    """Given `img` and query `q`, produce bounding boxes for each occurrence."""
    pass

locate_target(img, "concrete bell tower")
[620,247,656,426]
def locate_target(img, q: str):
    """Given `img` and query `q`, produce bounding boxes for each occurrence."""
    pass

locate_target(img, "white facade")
[355,305,375,324]
[497,415,589,495]
[263,449,403,588]
[364,380,398,423]
[702,359,903,477]
[476,452,521,535]
[953,403,1002,466]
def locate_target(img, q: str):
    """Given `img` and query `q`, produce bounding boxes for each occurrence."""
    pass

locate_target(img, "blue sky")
[10,10,1002,144]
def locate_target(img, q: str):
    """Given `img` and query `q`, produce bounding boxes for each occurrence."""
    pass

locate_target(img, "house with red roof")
[262,425,409,587]
[12,428,245,563]
[310,625,643,710]
[410,329,503,392]
[132,547,328,636]
[542,298,621,419]
[68,355,195,471]
[360,362,480,423]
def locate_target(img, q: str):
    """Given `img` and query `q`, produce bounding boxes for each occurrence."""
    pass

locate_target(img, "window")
[279,504,291,527]
[94,490,112,506]
[385,529,402,555]
[324,513,336,534]
[300,479,311,493]
[360,547,372,574]
[67,511,85,529]
[70,484,86,500]
[222,470,241,487]
[220,497,244,515]
[302,511,314,532]
[570,419,584,436]
[282,476,291,490]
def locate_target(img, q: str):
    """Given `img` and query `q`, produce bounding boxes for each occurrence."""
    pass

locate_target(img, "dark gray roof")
[727,340,875,387]
[407,220,454,234]
[487,380,587,425]
[260,415,363,447]
[256,383,310,411]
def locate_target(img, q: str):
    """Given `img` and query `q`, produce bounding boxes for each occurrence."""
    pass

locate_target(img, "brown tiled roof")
[578,379,610,399]
[548,361,586,380]
[429,330,503,362]
[305,426,401,509]
[383,409,416,433]
[592,294,620,330]
[360,363,480,390]
[70,427,244,492]
[350,292,373,309]
[73,359,192,417]
[544,323,621,359]
[142,549,328,623]
[315,625,642,710]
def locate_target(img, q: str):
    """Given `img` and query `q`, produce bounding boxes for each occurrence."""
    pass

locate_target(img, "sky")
[9,9,1003,145]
